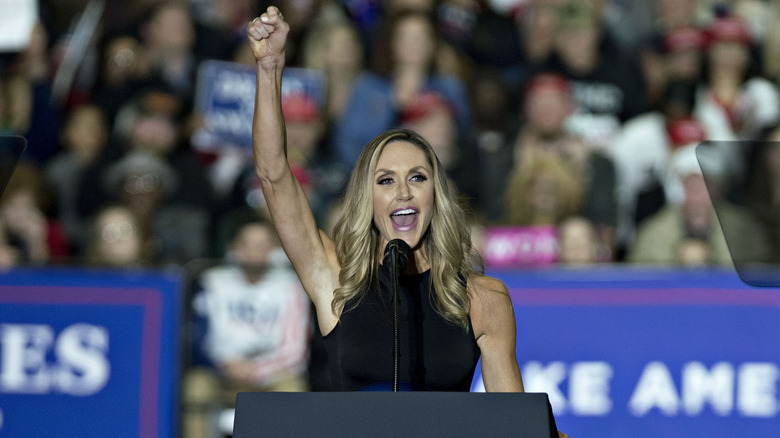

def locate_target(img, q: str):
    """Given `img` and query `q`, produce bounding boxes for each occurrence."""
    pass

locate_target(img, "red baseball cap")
[281,93,320,123]
[401,91,454,124]
[707,15,751,46]
[663,26,706,53]
[523,73,571,99]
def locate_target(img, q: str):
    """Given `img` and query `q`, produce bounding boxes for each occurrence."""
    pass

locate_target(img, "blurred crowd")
[2,0,780,435]
[2,0,780,272]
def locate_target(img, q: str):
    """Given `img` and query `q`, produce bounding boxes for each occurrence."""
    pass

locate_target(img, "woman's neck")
[378,241,430,274]
[406,247,431,274]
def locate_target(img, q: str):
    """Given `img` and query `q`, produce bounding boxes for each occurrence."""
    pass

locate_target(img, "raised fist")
[246,6,289,63]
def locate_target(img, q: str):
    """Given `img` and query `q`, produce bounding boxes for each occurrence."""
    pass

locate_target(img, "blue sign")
[472,268,780,437]
[0,268,182,438]
[192,60,324,152]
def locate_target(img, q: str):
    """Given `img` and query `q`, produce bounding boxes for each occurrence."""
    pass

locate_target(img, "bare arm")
[247,8,339,315]
[471,277,569,438]
[470,276,524,392]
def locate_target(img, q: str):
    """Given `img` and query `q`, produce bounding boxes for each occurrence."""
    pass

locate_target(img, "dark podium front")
[233,392,558,437]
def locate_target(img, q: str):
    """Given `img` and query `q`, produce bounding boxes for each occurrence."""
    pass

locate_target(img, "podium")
[233,392,558,437]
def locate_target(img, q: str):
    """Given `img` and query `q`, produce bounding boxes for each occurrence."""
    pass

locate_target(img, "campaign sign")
[481,225,558,267]
[472,267,780,437]
[0,267,182,438]
[192,60,324,152]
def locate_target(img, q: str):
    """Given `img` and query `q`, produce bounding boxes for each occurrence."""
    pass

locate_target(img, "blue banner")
[0,268,182,438]
[192,60,324,152]
[472,268,780,437]
[2,265,777,437]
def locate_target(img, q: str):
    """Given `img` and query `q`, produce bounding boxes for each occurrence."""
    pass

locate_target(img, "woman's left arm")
[472,277,571,438]
[470,276,524,392]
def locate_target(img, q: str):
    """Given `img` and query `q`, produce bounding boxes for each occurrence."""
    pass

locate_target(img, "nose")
[396,180,412,201]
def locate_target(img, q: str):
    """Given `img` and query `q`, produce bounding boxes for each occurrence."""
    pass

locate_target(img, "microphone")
[383,239,410,274]
[383,239,409,392]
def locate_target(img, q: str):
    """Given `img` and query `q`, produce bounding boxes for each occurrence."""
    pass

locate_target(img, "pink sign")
[481,226,559,268]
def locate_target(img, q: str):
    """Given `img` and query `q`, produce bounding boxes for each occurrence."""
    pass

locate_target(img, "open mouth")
[390,208,418,229]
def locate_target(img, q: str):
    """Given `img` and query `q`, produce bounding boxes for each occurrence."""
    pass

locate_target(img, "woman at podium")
[246,6,523,394]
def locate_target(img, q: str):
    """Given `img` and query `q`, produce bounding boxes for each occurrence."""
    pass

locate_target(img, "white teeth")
[393,208,416,216]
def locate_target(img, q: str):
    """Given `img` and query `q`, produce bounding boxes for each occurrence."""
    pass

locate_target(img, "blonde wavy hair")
[504,151,584,226]
[331,129,483,329]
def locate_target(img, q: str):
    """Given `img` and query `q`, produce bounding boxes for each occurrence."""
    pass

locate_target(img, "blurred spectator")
[91,34,149,125]
[1,23,62,164]
[694,13,778,142]
[662,26,707,92]
[103,150,177,232]
[401,93,455,164]
[638,0,705,107]
[80,87,215,231]
[694,12,779,201]
[597,0,657,53]
[430,17,476,86]
[469,67,519,219]
[400,89,477,203]
[655,0,702,29]
[332,10,471,165]
[641,25,707,108]
[102,149,209,265]
[45,103,109,254]
[610,80,707,252]
[302,14,365,126]
[503,152,583,227]
[482,73,616,258]
[546,1,648,150]
[512,0,562,88]
[347,0,437,59]
[557,215,600,266]
[628,145,769,266]
[138,1,199,100]
[183,213,310,438]
[478,151,576,269]
[0,160,68,264]
[85,204,154,267]
[438,0,543,96]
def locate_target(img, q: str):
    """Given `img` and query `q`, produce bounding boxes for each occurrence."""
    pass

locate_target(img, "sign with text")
[481,225,558,267]
[0,268,182,438]
[472,268,780,437]
[192,60,324,152]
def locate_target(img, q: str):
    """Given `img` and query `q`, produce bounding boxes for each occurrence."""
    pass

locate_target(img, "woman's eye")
[378,177,393,185]
[411,174,428,182]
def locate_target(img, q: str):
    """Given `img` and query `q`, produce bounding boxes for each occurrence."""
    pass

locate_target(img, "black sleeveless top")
[322,264,481,391]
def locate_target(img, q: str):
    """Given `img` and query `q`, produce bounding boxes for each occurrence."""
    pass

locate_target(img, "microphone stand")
[384,239,409,392]
[391,246,400,392]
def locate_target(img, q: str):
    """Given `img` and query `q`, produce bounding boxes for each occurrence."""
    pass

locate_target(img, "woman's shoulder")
[468,274,511,306]
[468,273,507,292]
[467,273,513,340]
